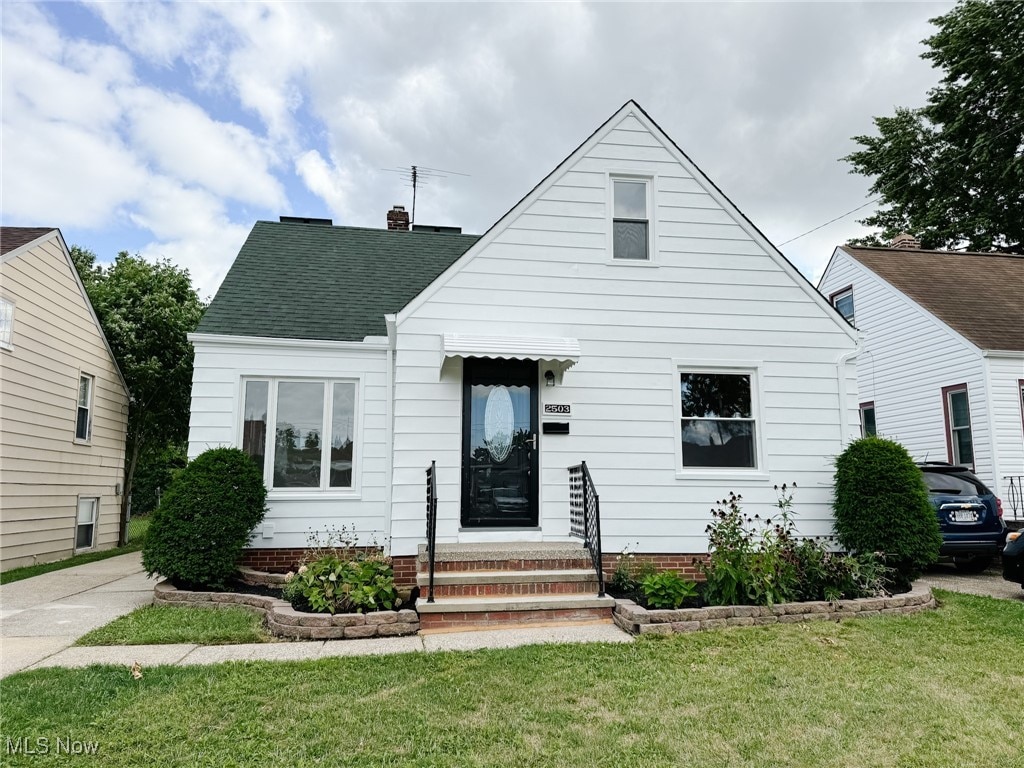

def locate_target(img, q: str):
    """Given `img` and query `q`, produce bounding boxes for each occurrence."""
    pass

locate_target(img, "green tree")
[73,251,205,540]
[844,0,1024,253]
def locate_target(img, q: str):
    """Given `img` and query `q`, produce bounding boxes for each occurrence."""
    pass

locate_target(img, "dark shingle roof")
[842,245,1024,351]
[197,221,479,341]
[1,227,55,255]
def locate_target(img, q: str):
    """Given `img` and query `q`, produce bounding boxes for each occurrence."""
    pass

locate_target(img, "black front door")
[461,359,539,527]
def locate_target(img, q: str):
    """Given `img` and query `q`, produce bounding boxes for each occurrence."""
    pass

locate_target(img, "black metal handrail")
[425,461,438,603]
[1004,475,1024,520]
[569,461,604,596]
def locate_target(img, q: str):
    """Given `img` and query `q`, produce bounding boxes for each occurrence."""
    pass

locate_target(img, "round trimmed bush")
[832,436,942,591]
[143,447,268,590]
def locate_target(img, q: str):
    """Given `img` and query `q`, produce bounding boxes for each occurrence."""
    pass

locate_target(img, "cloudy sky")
[1,1,953,299]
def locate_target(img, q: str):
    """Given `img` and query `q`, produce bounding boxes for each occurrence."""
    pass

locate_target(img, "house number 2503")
[543,403,571,416]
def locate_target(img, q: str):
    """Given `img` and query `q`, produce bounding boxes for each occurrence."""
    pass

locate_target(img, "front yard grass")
[2,591,1022,767]
[75,605,272,646]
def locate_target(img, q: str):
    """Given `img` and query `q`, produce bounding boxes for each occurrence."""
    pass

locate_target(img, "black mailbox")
[542,422,570,435]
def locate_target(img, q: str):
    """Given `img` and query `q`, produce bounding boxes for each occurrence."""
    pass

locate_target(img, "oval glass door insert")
[483,386,515,462]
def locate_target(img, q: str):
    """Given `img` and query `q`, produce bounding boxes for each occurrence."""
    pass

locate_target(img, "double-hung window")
[679,371,757,468]
[943,384,973,467]
[75,375,93,441]
[241,378,358,491]
[76,497,98,550]
[612,178,650,260]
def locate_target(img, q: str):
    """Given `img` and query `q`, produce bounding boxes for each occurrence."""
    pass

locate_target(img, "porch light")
[544,370,556,387]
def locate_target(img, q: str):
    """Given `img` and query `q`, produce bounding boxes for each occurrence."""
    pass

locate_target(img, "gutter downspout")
[383,314,397,555]
[836,342,861,445]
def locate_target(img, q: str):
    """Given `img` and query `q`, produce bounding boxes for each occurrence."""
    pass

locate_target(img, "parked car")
[919,463,1007,573]
[1002,530,1023,587]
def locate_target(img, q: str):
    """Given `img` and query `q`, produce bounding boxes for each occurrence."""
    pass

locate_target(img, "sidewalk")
[21,623,632,674]
[1,552,631,677]
[0,551,154,678]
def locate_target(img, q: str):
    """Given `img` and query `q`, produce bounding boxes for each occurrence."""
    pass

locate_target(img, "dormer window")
[612,178,650,260]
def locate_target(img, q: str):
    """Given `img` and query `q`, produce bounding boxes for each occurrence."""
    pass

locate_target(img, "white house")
[188,101,859,621]
[818,240,1024,517]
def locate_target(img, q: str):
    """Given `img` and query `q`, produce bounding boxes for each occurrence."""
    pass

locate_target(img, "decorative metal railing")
[425,461,438,603]
[1004,475,1024,521]
[569,461,605,596]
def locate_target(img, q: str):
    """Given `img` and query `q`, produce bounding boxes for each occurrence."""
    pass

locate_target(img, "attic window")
[612,178,650,260]
[831,287,855,325]
[0,297,13,349]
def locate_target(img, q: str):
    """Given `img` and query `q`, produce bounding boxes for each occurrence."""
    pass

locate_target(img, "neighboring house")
[818,239,1024,513]
[188,101,859,605]
[0,228,129,571]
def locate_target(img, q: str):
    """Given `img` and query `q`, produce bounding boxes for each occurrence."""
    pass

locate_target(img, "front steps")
[415,543,615,631]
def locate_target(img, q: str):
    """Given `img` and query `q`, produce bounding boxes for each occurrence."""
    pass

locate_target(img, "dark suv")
[919,463,1007,572]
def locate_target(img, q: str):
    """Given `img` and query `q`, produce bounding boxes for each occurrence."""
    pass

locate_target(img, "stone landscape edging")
[154,580,419,640]
[612,585,937,635]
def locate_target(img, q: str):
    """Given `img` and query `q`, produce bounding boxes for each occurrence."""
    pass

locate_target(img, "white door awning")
[441,333,580,373]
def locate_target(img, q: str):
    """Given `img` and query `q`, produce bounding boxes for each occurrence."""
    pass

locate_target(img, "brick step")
[417,568,599,598]
[427,558,591,573]
[415,594,615,631]
[417,543,593,574]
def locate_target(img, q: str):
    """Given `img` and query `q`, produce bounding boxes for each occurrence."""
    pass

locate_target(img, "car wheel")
[953,556,992,574]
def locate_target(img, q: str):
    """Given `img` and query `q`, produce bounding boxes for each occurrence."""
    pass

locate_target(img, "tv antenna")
[380,165,469,225]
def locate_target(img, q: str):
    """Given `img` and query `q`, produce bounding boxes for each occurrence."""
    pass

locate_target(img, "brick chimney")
[387,205,409,231]
[890,232,921,249]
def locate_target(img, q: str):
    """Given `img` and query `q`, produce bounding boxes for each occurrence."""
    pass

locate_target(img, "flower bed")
[612,585,936,635]
[154,580,419,640]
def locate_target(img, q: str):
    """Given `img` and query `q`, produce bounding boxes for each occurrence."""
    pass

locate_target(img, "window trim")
[1018,379,1024,440]
[238,376,362,498]
[74,496,99,552]
[829,285,855,326]
[74,373,94,444]
[607,172,656,264]
[0,295,14,350]
[672,360,768,481]
[941,383,974,469]
[859,401,876,437]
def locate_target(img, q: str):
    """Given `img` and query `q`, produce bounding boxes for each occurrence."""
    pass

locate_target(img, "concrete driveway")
[0,552,155,678]
[917,561,1024,603]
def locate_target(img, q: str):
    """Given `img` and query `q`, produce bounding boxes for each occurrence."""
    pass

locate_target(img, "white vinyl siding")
[819,248,995,489]
[187,337,387,548]
[0,235,127,571]
[985,355,1024,498]
[390,110,857,556]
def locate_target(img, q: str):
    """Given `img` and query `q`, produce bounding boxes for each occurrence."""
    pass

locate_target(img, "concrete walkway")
[917,562,1024,603]
[0,552,631,677]
[22,623,633,673]
[1,551,155,678]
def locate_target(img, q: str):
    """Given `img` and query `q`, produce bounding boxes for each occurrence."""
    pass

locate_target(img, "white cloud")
[121,87,286,209]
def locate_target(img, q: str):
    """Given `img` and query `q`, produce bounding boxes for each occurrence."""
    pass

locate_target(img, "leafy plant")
[833,437,942,591]
[142,447,267,590]
[640,571,698,610]
[282,552,400,614]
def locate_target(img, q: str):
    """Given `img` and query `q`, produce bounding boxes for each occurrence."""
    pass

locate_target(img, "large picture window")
[241,378,358,491]
[679,372,756,468]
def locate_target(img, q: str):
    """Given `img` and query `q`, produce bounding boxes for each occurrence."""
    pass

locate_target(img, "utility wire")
[777,118,1024,247]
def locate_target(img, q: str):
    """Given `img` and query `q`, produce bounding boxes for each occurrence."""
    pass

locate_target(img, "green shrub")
[142,447,267,590]
[640,571,698,609]
[282,554,400,614]
[792,540,891,602]
[609,543,658,597]
[833,437,942,590]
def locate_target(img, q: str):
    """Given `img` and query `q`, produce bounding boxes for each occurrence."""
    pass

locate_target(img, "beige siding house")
[1,228,129,571]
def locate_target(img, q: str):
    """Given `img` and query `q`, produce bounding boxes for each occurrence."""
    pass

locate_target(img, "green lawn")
[0,540,144,585]
[75,605,272,646]
[2,592,1022,767]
